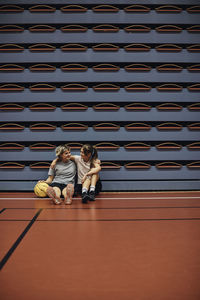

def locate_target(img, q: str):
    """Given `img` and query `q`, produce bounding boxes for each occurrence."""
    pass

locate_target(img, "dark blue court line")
[0,208,43,271]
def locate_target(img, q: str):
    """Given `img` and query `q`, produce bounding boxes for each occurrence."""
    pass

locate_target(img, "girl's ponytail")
[91,146,98,167]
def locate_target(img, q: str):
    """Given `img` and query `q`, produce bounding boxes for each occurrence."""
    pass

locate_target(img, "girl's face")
[80,148,91,162]
[60,150,71,162]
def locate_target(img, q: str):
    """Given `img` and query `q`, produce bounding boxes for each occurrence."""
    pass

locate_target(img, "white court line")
[0,197,200,200]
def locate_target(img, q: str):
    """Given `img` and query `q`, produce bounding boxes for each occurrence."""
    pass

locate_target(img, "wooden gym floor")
[0,191,200,300]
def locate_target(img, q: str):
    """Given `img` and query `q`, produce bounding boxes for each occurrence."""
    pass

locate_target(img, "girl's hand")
[94,159,101,165]
[81,174,87,184]
[50,158,58,169]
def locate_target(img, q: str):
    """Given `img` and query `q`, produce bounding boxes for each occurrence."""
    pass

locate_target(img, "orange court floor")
[0,191,200,300]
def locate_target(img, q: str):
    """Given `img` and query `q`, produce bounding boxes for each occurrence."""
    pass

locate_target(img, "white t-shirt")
[74,155,91,184]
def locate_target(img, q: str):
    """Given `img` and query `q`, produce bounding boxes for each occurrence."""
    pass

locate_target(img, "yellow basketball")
[34,182,49,197]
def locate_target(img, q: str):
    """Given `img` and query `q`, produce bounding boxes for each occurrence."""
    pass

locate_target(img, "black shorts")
[74,179,102,196]
[50,182,71,192]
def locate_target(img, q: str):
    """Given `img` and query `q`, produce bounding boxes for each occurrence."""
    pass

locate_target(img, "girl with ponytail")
[71,144,102,203]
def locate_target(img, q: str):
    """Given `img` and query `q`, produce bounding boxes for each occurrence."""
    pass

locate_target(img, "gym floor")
[0,191,200,300]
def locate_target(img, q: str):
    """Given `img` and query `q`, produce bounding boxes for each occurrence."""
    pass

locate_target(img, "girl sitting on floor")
[41,144,76,205]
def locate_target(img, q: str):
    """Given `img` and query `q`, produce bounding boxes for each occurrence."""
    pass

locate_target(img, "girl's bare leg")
[46,186,62,205]
[63,184,74,205]
[82,177,91,190]
[90,174,99,187]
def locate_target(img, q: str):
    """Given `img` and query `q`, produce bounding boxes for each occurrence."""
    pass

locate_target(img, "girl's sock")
[89,186,95,192]
[82,187,88,194]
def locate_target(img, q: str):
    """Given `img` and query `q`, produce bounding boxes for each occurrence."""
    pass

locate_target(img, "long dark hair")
[82,144,98,167]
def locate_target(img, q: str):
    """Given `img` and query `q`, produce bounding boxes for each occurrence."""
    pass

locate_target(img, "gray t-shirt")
[48,160,76,185]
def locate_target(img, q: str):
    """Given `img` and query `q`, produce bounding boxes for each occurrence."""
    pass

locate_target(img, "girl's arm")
[87,164,101,176]
[38,175,53,185]
[81,161,101,183]
[38,159,56,184]
[44,175,54,184]
[50,157,59,169]
[84,160,101,177]
[69,155,75,161]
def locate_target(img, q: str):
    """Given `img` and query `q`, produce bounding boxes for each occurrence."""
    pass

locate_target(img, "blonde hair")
[55,144,70,158]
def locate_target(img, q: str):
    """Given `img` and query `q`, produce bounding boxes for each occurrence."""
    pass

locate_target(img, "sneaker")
[89,190,95,201]
[82,192,89,203]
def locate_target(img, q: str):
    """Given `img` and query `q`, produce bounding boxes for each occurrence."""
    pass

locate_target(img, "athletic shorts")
[74,179,102,196]
[50,182,72,192]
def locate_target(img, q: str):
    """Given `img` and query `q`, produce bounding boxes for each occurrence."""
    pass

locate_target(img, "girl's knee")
[67,183,74,191]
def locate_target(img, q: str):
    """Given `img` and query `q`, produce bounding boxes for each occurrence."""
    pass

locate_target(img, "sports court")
[1,191,200,300]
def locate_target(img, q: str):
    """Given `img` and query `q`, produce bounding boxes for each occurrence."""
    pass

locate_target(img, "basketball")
[34,182,49,197]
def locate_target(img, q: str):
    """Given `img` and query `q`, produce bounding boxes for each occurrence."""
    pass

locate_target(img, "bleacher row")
[0,45,200,51]
[1,25,200,30]
[0,4,200,12]
[0,0,200,191]
[0,63,200,69]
